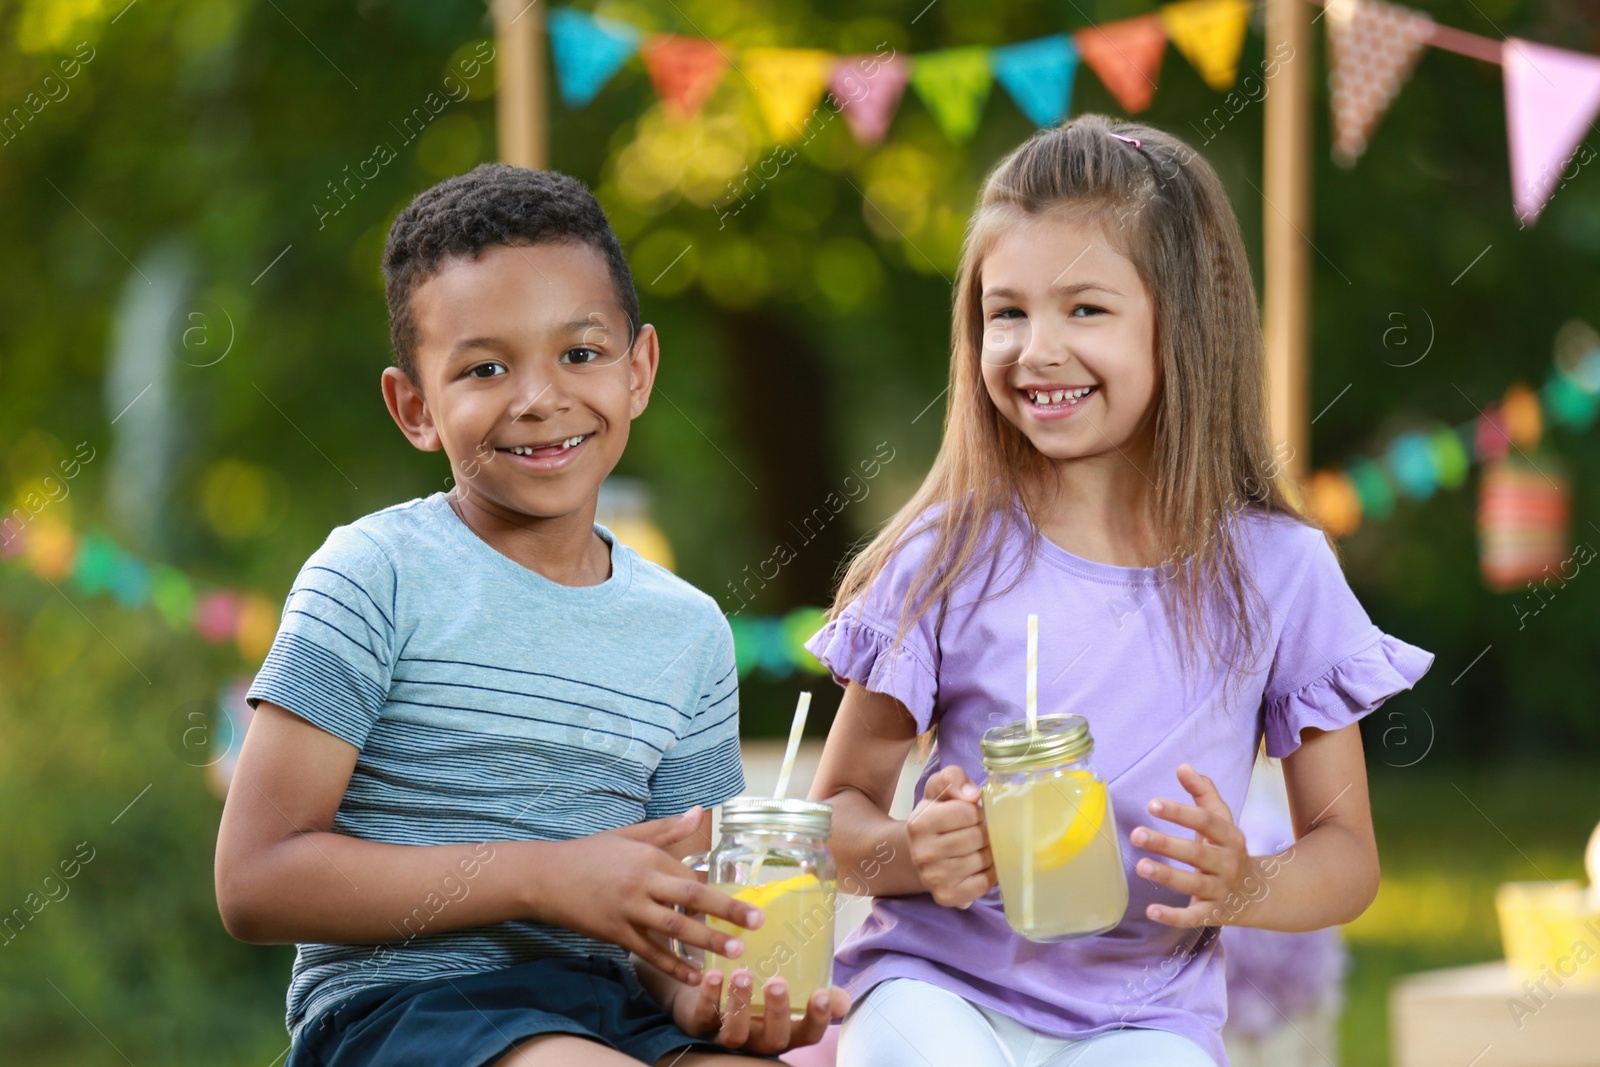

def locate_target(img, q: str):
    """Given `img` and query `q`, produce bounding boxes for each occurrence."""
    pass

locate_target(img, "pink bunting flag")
[1504,38,1600,227]
[1326,0,1434,167]
[831,53,909,145]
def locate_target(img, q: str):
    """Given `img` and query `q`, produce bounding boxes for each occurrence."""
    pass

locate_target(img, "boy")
[215,164,847,1066]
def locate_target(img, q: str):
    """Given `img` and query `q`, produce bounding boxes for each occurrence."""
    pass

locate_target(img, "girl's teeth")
[1029,387,1092,405]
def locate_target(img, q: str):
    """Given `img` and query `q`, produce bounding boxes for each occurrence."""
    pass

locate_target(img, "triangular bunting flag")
[910,47,993,142]
[1326,0,1434,167]
[992,35,1080,127]
[1504,38,1600,226]
[547,8,644,108]
[1159,0,1252,92]
[1075,15,1167,113]
[641,36,729,120]
[831,54,909,145]
[744,48,837,142]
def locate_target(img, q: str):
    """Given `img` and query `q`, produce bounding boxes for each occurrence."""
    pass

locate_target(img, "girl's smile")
[1019,384,1100,419]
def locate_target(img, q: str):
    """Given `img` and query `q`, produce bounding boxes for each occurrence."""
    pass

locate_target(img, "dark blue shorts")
[287,954,737,1067]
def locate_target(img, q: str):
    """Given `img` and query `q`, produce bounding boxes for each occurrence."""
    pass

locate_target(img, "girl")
[804,114,1433,1067]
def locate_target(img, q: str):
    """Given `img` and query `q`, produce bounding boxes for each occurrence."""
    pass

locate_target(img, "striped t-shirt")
[246,492,745,1039]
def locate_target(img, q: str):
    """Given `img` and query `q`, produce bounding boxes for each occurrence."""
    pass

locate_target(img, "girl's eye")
[1071,305,1107,317]
[560,347,603,366]
[988,307,1025,322]
[466,362,506,379]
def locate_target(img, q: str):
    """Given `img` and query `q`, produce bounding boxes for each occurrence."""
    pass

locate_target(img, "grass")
[1338,762,1597,1065]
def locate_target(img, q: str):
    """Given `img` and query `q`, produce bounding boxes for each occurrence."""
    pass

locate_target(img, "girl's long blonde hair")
[833,114,1310,679]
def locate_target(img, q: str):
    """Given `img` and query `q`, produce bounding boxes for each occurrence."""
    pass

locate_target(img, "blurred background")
[1,0,1598,1064]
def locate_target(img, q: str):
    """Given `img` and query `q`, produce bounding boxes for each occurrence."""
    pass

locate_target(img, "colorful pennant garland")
[0,517,826,677]
[1301,325,1600,556]
[549,2,1600,226]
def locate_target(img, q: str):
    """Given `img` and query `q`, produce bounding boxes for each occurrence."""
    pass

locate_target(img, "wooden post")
[1263,0,1312,479]
[493,0,548,169]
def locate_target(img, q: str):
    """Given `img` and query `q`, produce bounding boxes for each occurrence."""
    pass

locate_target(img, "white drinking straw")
[1022,614,1039,930]
[772,691,812,801]
[750,691,811,884]
[1026,614,1039,736]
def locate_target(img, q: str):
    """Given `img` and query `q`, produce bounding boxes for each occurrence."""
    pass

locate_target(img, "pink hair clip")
[1110,133,1142,149]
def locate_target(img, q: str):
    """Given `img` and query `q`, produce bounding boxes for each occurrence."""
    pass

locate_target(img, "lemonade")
[984,768,1128,940]
[706,871,837,1017]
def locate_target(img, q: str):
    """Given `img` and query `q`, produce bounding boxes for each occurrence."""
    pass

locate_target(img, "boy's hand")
[537,808,761,983]
[668,968,850,1054]
[907,765,996,908]
[1131,764,1252,927]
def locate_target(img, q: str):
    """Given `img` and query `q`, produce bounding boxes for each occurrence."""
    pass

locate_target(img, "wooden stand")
[492,0,548,169]
[1263,0,1312,479]
[1391,962,1600,1066]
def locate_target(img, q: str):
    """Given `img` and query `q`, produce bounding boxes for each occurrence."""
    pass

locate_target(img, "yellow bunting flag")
[1160,0,1252,92]
[744,48,837,142]
[641,35,729,120]
[910,47,993,142]
[1076,15,1168,113]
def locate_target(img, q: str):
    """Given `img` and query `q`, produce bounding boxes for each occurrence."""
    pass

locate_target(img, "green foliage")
[2,0,1600,1058]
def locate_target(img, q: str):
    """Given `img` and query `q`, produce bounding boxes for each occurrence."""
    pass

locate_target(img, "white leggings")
[837,978,1217,1067]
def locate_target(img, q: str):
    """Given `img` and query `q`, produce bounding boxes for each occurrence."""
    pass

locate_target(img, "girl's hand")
[669,968,850,1053]
[1131,764,1251,928]
[907,765,997,908]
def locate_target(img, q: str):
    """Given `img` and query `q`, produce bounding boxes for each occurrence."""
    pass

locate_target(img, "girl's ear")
[627,323,661,419]
[382,366,443,451]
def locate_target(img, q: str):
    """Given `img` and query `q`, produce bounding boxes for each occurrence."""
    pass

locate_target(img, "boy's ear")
[382,366,443,451]
[627,323,660,420]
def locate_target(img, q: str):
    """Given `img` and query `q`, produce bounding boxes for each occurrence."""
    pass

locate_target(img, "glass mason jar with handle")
[691,797,837,1018]
[980,714,1128,941]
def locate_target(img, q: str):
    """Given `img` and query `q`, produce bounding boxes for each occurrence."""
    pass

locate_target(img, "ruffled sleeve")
[1261,525,1435,758]
[805,613,939,731]
[803,523,943,731]
[1264,632,1433,758]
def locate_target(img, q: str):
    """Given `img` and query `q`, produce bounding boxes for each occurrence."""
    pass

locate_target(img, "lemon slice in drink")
[1033,774,1108,871]
[731,873,820,910]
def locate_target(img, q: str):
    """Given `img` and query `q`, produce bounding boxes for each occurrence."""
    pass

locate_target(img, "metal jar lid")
[720,797,832,836]
[979,713,1094,772]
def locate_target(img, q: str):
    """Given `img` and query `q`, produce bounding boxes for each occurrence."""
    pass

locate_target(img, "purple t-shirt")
[805,505,1432,1066]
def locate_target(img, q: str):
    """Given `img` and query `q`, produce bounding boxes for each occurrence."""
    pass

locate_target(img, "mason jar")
[980,714,1128,941]
[700,797,837,1018]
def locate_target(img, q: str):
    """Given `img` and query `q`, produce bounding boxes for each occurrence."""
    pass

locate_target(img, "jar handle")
[671,851,711,964]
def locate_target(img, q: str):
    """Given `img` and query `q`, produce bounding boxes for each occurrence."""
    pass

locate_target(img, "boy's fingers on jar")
[717,971,755,1045]
[758,980,792,1048]
[645,902,744,958]
[790,990,833,1047]
[635,931,701,984]
[660,877,763,931]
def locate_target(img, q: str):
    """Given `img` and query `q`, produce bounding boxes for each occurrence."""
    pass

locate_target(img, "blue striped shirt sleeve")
[645,620,744,818]
[247,526,398,749]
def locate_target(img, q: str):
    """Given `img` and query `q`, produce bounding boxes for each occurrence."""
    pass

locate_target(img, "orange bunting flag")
[1076,15,1168,113]
[1326,0,1434,166]
[1159,0,1252,92]
[744,48,837,142]
[641,36,729,120]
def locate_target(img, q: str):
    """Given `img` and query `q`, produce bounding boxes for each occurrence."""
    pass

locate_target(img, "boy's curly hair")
[382,163,640,380]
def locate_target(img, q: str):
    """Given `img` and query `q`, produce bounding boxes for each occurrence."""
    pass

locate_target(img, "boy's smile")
[382,241,659,581]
